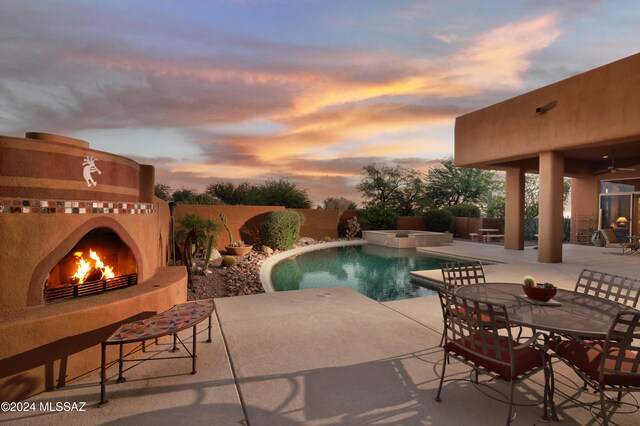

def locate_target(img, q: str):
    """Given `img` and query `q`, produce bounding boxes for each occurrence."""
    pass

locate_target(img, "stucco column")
[504,168,525,250]
[538,151,564,263]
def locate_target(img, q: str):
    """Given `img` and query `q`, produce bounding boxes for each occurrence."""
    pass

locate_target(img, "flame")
[72,249,115,284]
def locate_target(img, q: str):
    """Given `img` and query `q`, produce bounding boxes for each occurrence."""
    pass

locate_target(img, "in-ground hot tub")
[362,230,453,248]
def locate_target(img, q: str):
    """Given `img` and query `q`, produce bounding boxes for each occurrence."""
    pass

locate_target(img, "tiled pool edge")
[260,240,368,292]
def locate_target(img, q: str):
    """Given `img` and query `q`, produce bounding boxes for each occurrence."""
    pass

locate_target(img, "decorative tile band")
[0,198,155,215]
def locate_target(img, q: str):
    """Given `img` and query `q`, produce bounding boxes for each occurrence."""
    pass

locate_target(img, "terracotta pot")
[225,245,252,256]
[522,285,557,302]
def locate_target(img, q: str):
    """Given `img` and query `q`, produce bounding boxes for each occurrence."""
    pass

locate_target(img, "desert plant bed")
[188,238,351,300]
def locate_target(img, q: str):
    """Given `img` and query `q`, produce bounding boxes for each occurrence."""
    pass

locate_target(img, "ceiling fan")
[593,150,636,175]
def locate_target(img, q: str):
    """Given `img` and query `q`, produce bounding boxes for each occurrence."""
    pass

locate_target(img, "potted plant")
[522,276,557,302]
[220,212,252,256]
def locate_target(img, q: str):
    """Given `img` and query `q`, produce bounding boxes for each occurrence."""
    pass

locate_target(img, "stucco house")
[455,52,640,263]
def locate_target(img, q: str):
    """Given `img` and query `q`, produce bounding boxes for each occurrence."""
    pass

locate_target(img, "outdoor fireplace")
[0,132,186,402]
[45,227,138,302]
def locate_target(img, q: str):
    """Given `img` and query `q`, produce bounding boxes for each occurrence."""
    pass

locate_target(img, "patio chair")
[435,289,553,425]
[554,311,640,426]
[574,269,640,308]
[440,260,485,290]
[599,229,637,254]
[438,261,485,346]
[438,261,522,345]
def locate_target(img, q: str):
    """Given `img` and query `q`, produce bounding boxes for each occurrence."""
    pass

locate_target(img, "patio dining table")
[455,283,640,421]
[455,283,637,339]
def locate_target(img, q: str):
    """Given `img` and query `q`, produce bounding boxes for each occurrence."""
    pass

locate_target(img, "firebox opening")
[45,227,138,302]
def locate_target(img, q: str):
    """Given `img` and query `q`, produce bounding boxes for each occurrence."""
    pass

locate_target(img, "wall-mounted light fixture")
[536,101,557,114]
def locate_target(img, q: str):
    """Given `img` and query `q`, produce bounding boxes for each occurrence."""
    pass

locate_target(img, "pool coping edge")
[260,240,368,293]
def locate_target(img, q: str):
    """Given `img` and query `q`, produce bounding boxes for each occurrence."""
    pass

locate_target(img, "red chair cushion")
[444,306,468,318]
[449,307,492,324]
[556,339,640,387]
[446,333,545,381]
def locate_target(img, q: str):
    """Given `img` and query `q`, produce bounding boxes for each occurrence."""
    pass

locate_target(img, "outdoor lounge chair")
[599,229,637,254]
[554,311,640,425]
[574,269,640,308]
[435,289,553,424]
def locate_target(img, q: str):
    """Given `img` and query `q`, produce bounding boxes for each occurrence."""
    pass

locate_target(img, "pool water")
[271,244,456,302]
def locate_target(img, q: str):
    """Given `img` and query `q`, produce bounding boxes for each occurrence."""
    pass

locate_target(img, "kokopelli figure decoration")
[82,156,102,187]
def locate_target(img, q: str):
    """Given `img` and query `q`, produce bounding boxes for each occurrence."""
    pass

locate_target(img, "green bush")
[486,196,505,219]
[261,210,304,250]
[424,209,454,232]
[221,256,237,268]
[446,203,480,218]
[357,202,399,230]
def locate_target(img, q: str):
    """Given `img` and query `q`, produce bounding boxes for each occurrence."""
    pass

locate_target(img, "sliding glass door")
[599,193,633,237]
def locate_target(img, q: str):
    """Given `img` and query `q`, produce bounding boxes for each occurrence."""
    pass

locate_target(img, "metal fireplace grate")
[44,273,138,302]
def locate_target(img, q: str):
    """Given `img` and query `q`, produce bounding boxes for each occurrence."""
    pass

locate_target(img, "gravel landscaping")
[188,238,343,300]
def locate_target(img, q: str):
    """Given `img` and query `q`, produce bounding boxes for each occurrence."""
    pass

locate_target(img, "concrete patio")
[5,241,640,425]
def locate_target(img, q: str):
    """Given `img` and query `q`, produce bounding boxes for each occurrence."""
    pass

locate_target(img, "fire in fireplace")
[71,249,115,284]
[45,227,138,302]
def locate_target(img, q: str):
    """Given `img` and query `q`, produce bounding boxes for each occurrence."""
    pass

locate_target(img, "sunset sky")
[1,1,639,205]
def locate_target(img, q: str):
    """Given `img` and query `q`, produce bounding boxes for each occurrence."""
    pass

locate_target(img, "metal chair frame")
[554,311,640,425]
[439,261,522,345]
[574,269,640,308]
[440,261,486,290]
[436,289,553,425]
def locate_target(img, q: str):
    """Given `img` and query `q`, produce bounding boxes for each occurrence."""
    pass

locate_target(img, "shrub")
[255,179,312,208]
[446,203,480,218]
[221,256,237,268]
[424,209,454,232]
[357,202,398,230]
[486,196,505,219]
[322,235,332,242]
[261,210,304,250]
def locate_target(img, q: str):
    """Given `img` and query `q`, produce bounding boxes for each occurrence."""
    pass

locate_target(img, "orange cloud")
[452,13,561,89]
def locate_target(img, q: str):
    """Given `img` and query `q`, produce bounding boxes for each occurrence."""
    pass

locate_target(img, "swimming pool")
[270,244,461,302]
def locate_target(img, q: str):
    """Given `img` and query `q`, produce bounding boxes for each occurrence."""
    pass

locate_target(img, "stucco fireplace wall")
[0,133,187,401]
[0,133,169,312]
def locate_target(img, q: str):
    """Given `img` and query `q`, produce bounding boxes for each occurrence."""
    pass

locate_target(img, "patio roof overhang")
[455,52,640,177]
[454,52,640,263]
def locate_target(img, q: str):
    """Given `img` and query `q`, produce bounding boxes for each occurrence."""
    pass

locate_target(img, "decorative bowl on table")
[522,283,557,302]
